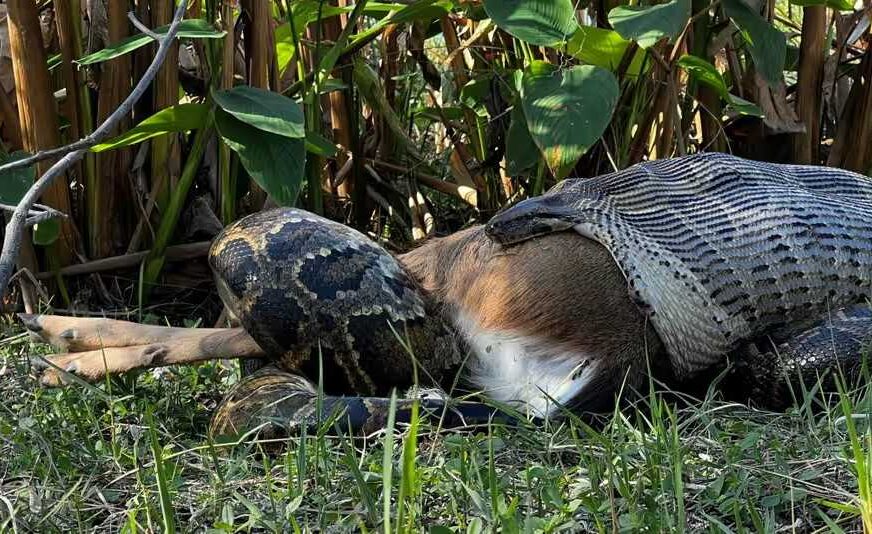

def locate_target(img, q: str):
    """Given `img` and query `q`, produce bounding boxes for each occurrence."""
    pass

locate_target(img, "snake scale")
[208,153,872,437]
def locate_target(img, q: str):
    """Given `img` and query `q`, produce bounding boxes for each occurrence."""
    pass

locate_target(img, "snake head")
[485,194,578,246]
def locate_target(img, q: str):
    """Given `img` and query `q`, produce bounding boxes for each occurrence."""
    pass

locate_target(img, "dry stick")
[0,203,67,227]
[34,241,211,280]
[0,1,189,299]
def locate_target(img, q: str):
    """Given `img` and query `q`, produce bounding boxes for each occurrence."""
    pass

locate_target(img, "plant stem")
[140,114,214,299]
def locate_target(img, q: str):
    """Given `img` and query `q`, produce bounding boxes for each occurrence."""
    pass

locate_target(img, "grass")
[1,319,871,532]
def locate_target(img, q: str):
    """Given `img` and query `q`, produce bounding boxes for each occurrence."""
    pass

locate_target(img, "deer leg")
[20,314,267,386]
[18,313,250,352]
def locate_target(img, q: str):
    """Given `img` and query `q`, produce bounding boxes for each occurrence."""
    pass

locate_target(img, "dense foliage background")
[0,0,869,314]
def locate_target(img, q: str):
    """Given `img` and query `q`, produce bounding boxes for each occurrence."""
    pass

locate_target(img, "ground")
[0,318,870,532]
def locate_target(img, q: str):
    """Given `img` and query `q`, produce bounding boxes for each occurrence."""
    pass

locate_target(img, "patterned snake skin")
[486,152,872,408]
[208,209,513,436]
[209,153,872,436]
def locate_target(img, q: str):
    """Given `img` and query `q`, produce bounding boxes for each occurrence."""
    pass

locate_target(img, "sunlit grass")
[0,321,870,532]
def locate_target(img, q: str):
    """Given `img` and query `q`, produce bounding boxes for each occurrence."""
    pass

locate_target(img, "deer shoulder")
[399,226,667,415]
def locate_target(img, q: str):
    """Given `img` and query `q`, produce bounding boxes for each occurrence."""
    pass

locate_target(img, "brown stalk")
[55,0,96,232]
[439,15,489,206]
[321,2,356,206]
[0,1,189,300]
[240,0,270,209]
[827,46,872,173]
[0,86,22,150]
[7,0,78,266]
[92,0,133,259]
[793,6,827,164]
[35,241,211,280]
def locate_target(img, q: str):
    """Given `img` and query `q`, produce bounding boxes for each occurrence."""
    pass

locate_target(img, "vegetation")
[0,0,871,531]
[3,326,872,531]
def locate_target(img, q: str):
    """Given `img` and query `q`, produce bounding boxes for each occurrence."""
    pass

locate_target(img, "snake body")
[208,153,872,436]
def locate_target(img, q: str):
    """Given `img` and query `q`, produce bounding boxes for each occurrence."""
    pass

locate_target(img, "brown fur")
[400,226,668,406]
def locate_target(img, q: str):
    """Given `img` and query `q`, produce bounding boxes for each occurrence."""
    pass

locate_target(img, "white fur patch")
[453,313,598,418]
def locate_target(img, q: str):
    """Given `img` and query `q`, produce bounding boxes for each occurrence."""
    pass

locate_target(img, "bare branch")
[127,11,160,41]
[0,6,188,175]
[0,1,190,299]
[0,202,67,227]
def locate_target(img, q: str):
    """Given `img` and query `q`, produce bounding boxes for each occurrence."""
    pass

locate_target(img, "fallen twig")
[34,241,211,280]
[0,1,189,299]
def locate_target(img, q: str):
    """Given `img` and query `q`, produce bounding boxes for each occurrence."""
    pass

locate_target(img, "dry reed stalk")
[7,0,78,266]
[793,6,827,164]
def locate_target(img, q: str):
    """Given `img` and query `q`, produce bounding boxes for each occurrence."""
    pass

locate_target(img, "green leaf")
[414,105,465,125]
[33,219,59,246]
[565,26,646,76]
[305,131,338,157]
[0,151,34,204]
[275,23,297,76]
[521,65,619,178]
[789,0,853,10]
[677,55,764,117]
[213,86,305,138]
[91,103,209,153]
[215,109,306,207]
[460,76,494,116]
[290,0,352,34]
[483,0,580,46]
[726,94,765,118]
[505,105,539,176]
[677,54,729,98]
[77,19,226,66]
[608,0,691,49]
[47,53,62,72]
[723,0,786,86]
[353,58,426,162]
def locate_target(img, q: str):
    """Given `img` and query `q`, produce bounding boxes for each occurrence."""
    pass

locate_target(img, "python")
[21,152,872,436]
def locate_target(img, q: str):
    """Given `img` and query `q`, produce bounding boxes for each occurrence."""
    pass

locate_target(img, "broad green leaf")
[275,23,296,76]
[522,65,619,178]
[0,151,34,204]
[305,131,338,157]
[723,0,786,86]
[726,94,764,118]
[213,86,305,138]
[290,0,449,45]
[566,26,646,76]
[677,54,729,98]
[414,106,465,125]
[527,60,558,77]
[319,78,348,94]
[460,76,494,116]
[677,55,764,117]
[505,105,539,176]
[288,1,414,36]
[91,103,209,153]
[483,0,580,46]
[608,0,691,49]
[789,0,853,10]
[290,0,351,34]
[77,19,226,66]
[215,109,306,207]
[33,219,59,246]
